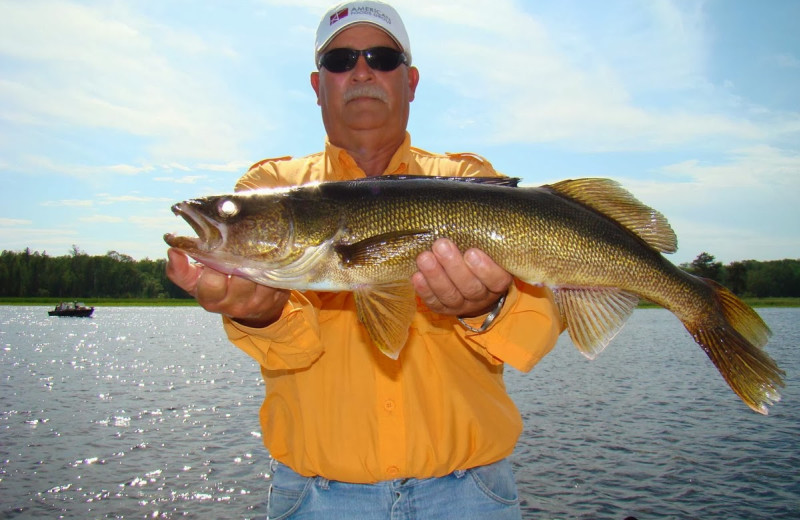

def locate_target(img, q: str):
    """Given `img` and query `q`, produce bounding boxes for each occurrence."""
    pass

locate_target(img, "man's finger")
[417,245,463,309]
[166,248,202,295]
[196,268,230,305]
[463,249,513,294]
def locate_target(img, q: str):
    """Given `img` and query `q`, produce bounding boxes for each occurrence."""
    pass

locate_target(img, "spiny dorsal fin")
[548,178,677,254]
[354,282,417,359]
[363,175,521,187]
[553,287,639,359]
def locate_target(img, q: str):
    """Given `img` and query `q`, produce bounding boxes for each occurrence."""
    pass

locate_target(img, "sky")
[1,0,798,265]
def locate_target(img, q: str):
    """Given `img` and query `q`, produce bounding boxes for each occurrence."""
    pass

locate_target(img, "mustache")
[343,85,389,103]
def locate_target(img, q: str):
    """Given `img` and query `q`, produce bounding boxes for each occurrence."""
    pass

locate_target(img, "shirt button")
[387,466,399,476]
[384,399,395,411]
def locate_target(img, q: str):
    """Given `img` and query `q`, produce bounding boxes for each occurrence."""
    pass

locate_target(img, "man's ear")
[407,66,419,102]
[310,71,321,106]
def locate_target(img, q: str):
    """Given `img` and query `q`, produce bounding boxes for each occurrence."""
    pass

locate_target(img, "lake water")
[1,306,797,519]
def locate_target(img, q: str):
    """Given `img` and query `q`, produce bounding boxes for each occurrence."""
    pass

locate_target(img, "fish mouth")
[164,201,224,252]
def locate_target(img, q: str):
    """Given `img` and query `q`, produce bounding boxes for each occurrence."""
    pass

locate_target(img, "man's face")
[311,24,419,145]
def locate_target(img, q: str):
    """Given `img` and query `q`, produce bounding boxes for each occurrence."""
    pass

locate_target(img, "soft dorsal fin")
[548,178,677,253]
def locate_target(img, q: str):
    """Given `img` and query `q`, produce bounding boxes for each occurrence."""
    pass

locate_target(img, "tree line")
[680,253,800,298]
[0,247,798,300]
[0,247,190,299]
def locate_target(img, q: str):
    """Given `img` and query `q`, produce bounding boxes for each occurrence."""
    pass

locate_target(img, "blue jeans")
[266,458,521,519]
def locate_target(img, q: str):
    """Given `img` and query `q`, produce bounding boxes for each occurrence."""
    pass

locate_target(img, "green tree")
[724,260,751,295]
[2,246,792,301]
[682,252,723,282]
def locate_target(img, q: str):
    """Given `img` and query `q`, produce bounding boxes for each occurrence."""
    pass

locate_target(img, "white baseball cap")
[315,1,412,65]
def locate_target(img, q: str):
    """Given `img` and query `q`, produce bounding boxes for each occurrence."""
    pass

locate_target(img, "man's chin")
[342,111,391,131]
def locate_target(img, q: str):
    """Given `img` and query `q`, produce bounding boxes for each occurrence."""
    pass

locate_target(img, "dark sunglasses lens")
[320,49,358,72]
[365,48,406,71]
[320,47,406,72]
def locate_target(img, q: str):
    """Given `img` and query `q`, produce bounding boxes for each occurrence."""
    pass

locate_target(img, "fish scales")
[165,176,784,414]
[321,179,678,298]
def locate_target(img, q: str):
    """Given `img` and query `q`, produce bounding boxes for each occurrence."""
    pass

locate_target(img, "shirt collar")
[325,133,411,179]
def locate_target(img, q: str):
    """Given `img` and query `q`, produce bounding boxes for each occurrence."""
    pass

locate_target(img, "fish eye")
[218,199,239,217]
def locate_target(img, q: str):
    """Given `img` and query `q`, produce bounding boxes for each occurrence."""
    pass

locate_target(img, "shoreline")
[0,297,198,307]
[2,297,798,308]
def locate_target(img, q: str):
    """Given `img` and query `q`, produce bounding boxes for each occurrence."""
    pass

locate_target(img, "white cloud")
[0,0,249,163]
[99,195,172,204]
[666,218,799,264]
[197,160,254,172]
[617,145,800,263]
[79,215,124,223]
[154,175,209,184]
[659,145,800,188]
[161,163,193,172]
[0,218,32,226]
[0,225,81,255]
[405,1,783,151]
[772,53,800,69]
[130,215,177,228]
[14,155,150,178]
[40,199,94,207]
[38,193,172,207]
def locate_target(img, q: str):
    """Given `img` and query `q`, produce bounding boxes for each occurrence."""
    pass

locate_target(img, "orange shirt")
[223,134,561,483]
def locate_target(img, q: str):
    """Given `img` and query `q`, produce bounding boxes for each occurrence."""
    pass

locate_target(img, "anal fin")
[354,282,417,359]
[553,287,639,359]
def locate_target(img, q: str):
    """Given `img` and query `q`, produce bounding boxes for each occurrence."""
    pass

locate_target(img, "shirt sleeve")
[234,160,285,191]
[222,291,325,370]
[454,280,563,372]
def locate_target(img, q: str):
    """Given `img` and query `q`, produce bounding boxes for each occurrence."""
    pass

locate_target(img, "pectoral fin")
[553,287,639,359]
[335,231,434,267]
[354,282,417,359]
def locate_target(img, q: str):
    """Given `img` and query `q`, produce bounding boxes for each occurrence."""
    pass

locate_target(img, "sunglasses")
[318,47,408,73]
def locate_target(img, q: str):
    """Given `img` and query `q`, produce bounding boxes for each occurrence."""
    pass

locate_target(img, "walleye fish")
[165,176,784,414]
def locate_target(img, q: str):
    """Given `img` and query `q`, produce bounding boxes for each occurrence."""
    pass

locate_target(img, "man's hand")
[166,248,290,328]
[411,238,512,317]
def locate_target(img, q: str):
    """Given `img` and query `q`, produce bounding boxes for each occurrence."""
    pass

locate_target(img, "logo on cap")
[330,7,349,25]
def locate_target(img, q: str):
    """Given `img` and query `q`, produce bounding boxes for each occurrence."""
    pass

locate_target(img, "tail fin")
[684,278,784,414]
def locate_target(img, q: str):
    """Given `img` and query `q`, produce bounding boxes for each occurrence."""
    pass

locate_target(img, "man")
[166,1,561,518]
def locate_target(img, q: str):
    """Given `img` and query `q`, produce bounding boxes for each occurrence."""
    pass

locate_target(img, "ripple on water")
[1,306,799,518]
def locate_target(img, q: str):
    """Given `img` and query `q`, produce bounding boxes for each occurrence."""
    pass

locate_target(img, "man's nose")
[350,54,374,81]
